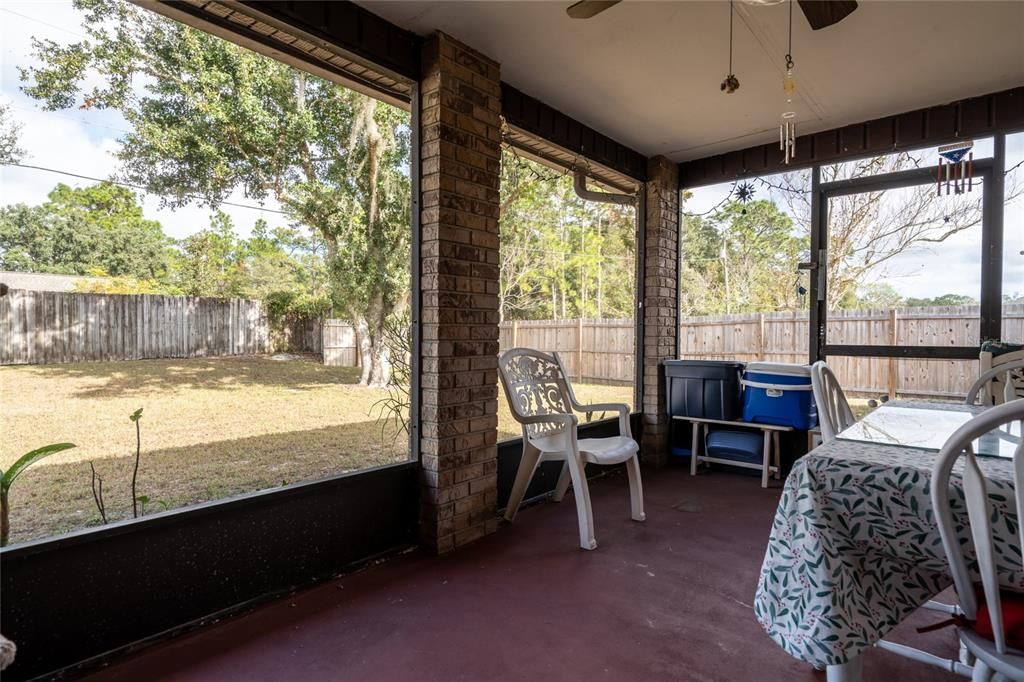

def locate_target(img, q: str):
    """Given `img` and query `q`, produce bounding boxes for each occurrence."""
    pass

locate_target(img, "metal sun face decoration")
[734,181,755,214]
[734,182,755,203]
[936,140,974,196]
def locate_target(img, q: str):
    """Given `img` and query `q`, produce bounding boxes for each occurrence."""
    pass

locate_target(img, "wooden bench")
[672,415,794,488]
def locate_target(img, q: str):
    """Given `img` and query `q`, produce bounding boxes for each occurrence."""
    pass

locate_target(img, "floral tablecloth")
[754,401,1023,668]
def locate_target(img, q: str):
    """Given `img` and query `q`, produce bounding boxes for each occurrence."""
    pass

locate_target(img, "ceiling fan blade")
[566,0,622,20]
[797,0,857,30]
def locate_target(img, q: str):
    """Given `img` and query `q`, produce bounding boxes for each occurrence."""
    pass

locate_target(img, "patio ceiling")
[358,0,1024,162]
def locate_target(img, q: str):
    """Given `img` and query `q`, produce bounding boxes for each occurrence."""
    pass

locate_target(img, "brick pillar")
[640,156,679,467]
[419,33,502,553]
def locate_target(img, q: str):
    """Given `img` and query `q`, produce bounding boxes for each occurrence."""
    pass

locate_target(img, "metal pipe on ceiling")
[573,170,636,206]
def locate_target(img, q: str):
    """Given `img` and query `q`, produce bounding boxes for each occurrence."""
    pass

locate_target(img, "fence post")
[756,313,766,361]
[511,319,518,348]
[577,317,584,382]
[888,308,899,399]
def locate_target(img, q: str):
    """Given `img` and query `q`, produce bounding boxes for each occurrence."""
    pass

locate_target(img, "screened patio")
[2,1,1023,681]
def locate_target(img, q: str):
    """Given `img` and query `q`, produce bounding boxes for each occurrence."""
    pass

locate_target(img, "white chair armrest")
[574,402,631,439]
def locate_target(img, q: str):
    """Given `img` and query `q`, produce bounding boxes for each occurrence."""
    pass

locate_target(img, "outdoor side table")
[672,415,793,488]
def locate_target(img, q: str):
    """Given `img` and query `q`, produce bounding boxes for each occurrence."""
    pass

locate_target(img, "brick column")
[640,156,679,467]
[418,33,502,553]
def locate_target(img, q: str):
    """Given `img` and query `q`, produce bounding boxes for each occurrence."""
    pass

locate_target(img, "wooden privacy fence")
[322,319,358,366]
[5,286,1021,400]
[677,304,1024,398]
[493,305,1023,398]
[499,318,636,384]
[1,289,270,365]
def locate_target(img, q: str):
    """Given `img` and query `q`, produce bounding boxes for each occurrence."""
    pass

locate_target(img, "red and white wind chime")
[936,141,974,195]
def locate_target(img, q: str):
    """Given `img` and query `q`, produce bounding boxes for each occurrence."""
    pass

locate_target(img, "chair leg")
[625,454,646,522]
[826,654,863,682]
[504,443,541,522]
[565,456,597,550]
[761,431,771,488]
[551,462,571,502]
[971,659,992,682]
[772,431,782,480]
[690,423,700,476]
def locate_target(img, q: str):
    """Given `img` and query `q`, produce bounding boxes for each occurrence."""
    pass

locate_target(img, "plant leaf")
[2,443,76,490]
[129,408,143,423]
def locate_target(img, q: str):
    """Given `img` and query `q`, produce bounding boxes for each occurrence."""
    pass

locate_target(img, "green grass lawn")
[0,355,632,544]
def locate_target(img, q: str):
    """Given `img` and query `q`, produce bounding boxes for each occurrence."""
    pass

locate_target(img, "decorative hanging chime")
[721,1,740,93]
[936,140,975,196]
[779,0,797,164]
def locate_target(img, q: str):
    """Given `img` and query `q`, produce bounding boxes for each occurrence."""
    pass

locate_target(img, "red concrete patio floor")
[83,466,960,681]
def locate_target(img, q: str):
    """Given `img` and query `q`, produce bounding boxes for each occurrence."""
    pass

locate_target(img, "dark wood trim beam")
[502,83,648,182]
[679,86,1024,187]
[239,1,422,82]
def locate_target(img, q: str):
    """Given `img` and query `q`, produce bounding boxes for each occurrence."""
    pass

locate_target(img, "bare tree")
[773,152,1022,308]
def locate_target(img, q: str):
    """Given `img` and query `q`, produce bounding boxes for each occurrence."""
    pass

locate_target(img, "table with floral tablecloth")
[754,401,1023,669]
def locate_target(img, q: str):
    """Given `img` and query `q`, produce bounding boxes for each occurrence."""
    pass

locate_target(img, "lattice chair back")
[811,361,856,443]
[965,359,1024,407]
[498,348,577,447]
[931,399,1024,666]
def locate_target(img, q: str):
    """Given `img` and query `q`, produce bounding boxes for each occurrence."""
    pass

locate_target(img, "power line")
[0,7,88,40]
[11,104,134,137]
[4,162,290,215]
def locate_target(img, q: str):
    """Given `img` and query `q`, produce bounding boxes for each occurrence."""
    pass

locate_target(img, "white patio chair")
[932,398,1024,682]
[965,359,1024,407]
[811,361,856,444]
[497,348,644,551]
[980,348,1024,376]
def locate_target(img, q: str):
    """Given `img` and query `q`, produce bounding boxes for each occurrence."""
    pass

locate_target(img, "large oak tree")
[21,0,410,386]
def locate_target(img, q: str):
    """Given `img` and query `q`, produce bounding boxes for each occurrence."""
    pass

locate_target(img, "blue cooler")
[741,362,817,430]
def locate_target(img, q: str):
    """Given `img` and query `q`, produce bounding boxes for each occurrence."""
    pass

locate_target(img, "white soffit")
[359,0,1024,162]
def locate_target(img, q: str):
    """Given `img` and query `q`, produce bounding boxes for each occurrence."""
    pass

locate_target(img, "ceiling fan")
[566,0,858,31]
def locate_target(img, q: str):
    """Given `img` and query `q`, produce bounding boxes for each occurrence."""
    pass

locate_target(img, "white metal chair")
[965,359,1024,407]
[980,348,1024,377]
[932,399,1024,681]
[497,348,644,550]
[811,361,856,444]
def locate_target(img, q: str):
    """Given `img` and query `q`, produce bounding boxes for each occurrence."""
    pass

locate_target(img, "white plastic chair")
[932,399,1024,682]
[497,348,644,550]
[965,359,1024,407]
[811,361,856,444]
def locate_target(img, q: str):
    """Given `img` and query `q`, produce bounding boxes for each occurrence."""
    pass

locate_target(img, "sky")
[0,0,284,241]
[684,136,1024,303]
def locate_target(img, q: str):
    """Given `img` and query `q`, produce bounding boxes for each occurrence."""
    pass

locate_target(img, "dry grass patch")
[0,355,632,544]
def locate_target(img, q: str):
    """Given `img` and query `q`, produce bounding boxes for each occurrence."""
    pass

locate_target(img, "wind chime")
[936,141,975,196]
[779,0,797,164]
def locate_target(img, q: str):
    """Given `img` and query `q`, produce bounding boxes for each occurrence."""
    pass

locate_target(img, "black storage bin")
[665,360,745,421]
